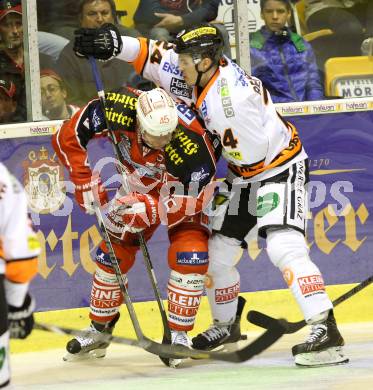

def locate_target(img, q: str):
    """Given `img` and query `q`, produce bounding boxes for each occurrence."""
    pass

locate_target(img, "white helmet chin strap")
[193,56,216,87]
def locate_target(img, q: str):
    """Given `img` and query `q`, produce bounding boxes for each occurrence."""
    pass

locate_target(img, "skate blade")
[63,348,107,362]
[295,347,349,367]
[158,356,183,368]
[167,344,192,367]
[168,358,184,368]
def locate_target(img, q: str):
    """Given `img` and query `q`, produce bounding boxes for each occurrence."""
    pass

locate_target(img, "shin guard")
[206,234,241,325]
[89,267,125,323]
[167,270,205,331]
[266,229,333,322]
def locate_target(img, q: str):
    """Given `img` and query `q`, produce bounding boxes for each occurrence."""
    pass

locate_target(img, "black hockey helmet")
[174,23,224,64]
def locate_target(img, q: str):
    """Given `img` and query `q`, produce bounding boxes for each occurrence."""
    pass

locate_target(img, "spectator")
[38,31,69,64]
[250,0,324,103]
[0,77,20,123]
[0,0,26,121]
[40,69,79,120]
[304,0,373,61]
[56,0,139,107]
[133,0,231,57]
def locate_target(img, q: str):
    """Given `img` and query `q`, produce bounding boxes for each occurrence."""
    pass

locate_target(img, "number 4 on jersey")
[222,128,238,148]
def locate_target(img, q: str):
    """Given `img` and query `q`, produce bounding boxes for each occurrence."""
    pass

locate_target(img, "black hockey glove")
[8,293,35,339]
[74,23,123,61]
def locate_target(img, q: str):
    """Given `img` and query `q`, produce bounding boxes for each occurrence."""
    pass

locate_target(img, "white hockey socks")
[266,228,333,322]
[167,270,205,331]
[205,234,242,325]
[90,267,125,323]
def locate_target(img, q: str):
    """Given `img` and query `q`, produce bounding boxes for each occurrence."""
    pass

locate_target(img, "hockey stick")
[34,317,287,363]
[88,57,172,362]
[247,274,373,334]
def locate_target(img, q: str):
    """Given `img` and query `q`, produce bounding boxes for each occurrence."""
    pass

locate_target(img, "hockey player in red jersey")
[0,163,40,388]
[52,87,221,367]
[73,22,348,367]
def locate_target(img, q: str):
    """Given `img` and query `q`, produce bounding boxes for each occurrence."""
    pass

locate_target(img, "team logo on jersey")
[23,146,66,214]
[92,106,103,130]
[170,77,192,98]
[162,61,182,76]
[176,104,195,125]
[219,78,235,118]
[256,192,280,217]
[227,150,243,161]
[190,166,210,183]
[200,101,208,120]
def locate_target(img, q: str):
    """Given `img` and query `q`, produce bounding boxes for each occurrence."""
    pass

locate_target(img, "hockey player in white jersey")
[73,22,348,367]
[0,163,40,388]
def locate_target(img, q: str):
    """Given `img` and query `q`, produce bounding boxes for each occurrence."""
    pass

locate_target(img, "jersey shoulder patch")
[104,88,138,132]
[176,103,196,126]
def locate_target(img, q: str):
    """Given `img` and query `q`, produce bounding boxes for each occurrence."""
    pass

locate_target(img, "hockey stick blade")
[35,320,287,363]
[247,311,304,334]
[247,274,373,334]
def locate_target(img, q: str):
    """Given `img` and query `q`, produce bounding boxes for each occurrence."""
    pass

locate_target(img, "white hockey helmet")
[136,88,178,137]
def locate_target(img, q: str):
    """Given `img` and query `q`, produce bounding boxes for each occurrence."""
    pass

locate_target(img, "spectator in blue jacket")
[250,0,324,103]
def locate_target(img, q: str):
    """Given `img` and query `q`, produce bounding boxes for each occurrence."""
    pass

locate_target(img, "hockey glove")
[8,293,35,339]
[72,173,108,214]
[107,193,160,234]
[74,23,123,61]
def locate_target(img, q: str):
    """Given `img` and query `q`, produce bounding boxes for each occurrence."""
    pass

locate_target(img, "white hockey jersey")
[118,37,307,183]
[0,163,39,306]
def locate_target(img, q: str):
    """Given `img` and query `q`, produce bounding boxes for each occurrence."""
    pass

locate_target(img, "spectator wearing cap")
[0,77,20,123]
[56,0,139,107]
[0,0,67,76]
[40,69,80,120]
[249,0,324,103]
[0,0,26,121]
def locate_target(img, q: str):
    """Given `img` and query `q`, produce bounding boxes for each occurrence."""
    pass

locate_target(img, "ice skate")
[168,330,192,368]
[63,314,119,362]
[292,310,349,367]
[192,296,247,351]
